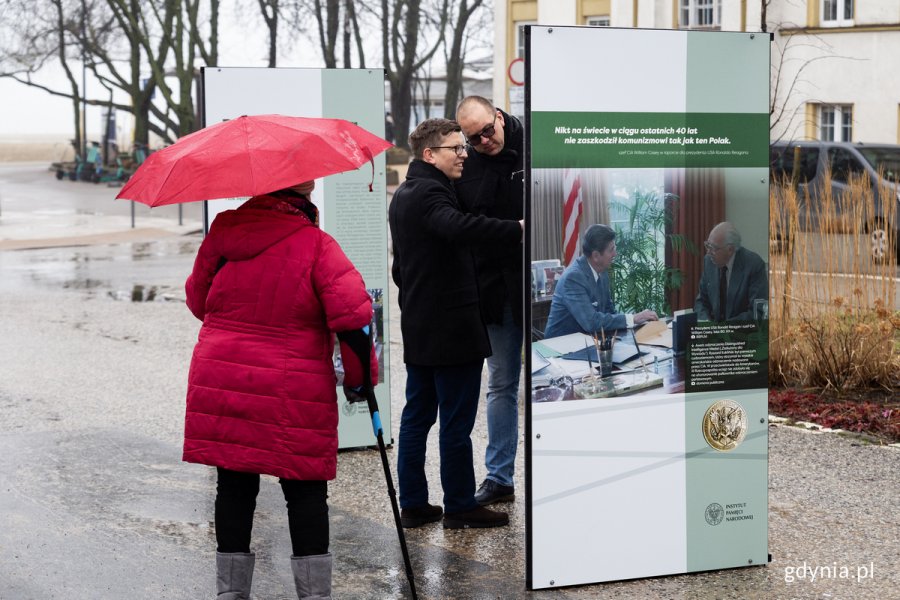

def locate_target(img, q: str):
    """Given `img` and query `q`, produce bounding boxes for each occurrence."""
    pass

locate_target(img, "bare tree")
[768,29,861,143]
[764,2,864,143]
[5,0,498,153]
[441,0,483,119]
[91,0,219,142]
[380,0,449,150]
[312,0,339,67]
[0,0,89,154]
[346,0,364,67]
[1,0,218,148]
[257,0,279,67]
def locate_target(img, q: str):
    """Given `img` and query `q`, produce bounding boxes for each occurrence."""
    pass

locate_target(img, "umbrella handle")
[356,325,382,438]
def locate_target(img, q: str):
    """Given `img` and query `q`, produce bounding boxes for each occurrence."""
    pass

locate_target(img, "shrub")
[769,168,900,393]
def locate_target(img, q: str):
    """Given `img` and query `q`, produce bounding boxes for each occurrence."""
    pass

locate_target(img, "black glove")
[343,384,369,404]
[337,327,375,406]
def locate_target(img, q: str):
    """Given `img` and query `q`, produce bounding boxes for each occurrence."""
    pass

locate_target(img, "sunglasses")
[466,113,498,146]
[429,144,468,157]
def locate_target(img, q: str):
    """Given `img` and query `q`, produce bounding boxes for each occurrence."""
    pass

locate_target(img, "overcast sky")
[0,16,326,140]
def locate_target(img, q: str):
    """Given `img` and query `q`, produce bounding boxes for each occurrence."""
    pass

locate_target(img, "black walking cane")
[340,327,418,599]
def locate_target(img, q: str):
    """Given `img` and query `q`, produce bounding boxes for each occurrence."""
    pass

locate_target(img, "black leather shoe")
[400,503,443,528]
[474,479,515,505]
[443,505,509,529]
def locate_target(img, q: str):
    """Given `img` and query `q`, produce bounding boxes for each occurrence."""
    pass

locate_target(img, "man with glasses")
[455,96,524,507]
[694,222,767,322]
[389,118,523,529]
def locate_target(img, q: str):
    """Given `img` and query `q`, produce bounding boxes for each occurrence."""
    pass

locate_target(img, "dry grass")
[769,168,900,394]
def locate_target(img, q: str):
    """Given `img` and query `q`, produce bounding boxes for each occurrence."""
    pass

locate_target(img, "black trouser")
[215,467,329,557]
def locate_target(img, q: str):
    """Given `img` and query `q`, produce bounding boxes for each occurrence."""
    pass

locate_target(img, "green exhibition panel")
[202,67,391,449]
[526,26,769,589]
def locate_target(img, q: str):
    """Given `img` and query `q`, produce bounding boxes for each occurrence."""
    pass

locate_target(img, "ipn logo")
[705,503,724,526]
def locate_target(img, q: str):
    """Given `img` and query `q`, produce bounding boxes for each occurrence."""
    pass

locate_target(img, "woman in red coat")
[184,181,376,599]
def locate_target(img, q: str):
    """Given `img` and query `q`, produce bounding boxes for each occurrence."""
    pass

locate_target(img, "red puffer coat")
[183,194,375,481]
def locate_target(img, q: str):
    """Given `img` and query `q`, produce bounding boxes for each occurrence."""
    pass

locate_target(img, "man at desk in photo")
[694,221,767,322]
[543,224,658,339]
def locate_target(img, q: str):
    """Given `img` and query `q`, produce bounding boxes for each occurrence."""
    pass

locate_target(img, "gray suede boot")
[216,551,255,599]
[290,552,333,600]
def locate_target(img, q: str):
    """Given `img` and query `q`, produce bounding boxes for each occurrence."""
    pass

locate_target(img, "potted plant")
[608,188,694,316]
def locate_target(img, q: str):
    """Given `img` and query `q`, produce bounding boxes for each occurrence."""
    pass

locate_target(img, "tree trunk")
[392,70,413,151]
[443,0,482,119]
[313,0,340,68]
[258,0,278,67]
[347,0,364,68]
[383,0,445,150]
[342,0,351,67]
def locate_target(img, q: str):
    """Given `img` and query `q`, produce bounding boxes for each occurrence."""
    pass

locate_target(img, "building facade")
[494,1,900,145]
[768,1,900,144]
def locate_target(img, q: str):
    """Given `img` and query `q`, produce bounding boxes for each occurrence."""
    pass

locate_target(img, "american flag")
[561,168,583,265]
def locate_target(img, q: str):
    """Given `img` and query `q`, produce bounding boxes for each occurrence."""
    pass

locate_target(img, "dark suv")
[770,141,900,262]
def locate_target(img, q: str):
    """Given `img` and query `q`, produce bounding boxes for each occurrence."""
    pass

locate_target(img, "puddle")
[61,278,108,290]
[0,238,197,298]
[105,284,181,302]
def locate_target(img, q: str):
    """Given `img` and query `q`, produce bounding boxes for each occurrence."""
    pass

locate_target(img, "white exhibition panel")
[526,25,770,590]
[202,68,324,228]
[201,67,391,449]
[531,394,687,587]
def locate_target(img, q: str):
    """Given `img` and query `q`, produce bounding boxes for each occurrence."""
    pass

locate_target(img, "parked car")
[769,141,900,262]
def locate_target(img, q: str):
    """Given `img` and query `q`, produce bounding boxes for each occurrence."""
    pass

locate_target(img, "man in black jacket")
[389,118,522,529]
[455,97,524,506]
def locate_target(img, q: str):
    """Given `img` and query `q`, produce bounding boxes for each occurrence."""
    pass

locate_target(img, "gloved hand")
[343,384,370,404]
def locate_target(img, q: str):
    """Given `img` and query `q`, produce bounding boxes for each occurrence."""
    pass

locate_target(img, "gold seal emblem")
[702,399,748,451]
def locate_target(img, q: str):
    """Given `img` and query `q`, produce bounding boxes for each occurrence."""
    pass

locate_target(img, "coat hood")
[208,199,311,262]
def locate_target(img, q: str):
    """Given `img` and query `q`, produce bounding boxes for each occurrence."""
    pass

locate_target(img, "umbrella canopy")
[116,114,393,207]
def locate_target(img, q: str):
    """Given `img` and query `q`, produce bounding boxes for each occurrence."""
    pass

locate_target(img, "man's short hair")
[409,118,462,159]
[456,95,494,117]
[582,224,616,256]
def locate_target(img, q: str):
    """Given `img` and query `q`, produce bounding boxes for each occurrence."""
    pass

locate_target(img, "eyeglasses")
[466,113,498,146]
[429,145,468,157]
[704,241,731,252]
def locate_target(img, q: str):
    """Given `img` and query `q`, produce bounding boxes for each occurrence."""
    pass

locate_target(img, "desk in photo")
[531,329,685,401]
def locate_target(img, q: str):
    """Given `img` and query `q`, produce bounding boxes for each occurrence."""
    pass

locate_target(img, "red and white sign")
[508,58,525,86]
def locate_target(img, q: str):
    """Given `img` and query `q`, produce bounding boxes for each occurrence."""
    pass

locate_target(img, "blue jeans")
[483,304,523,488]
[398,361,483,514]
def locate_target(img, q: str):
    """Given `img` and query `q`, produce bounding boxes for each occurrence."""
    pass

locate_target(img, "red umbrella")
[116,114,393,207]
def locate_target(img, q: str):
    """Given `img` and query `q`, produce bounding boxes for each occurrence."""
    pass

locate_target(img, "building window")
[586,16,610,27]
[819,105,853,142]
[679,0,721,29]
[516,21,537,59]
[822,0,854,27]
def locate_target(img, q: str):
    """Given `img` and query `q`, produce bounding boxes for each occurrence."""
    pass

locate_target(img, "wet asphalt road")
[1,163,899,599]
